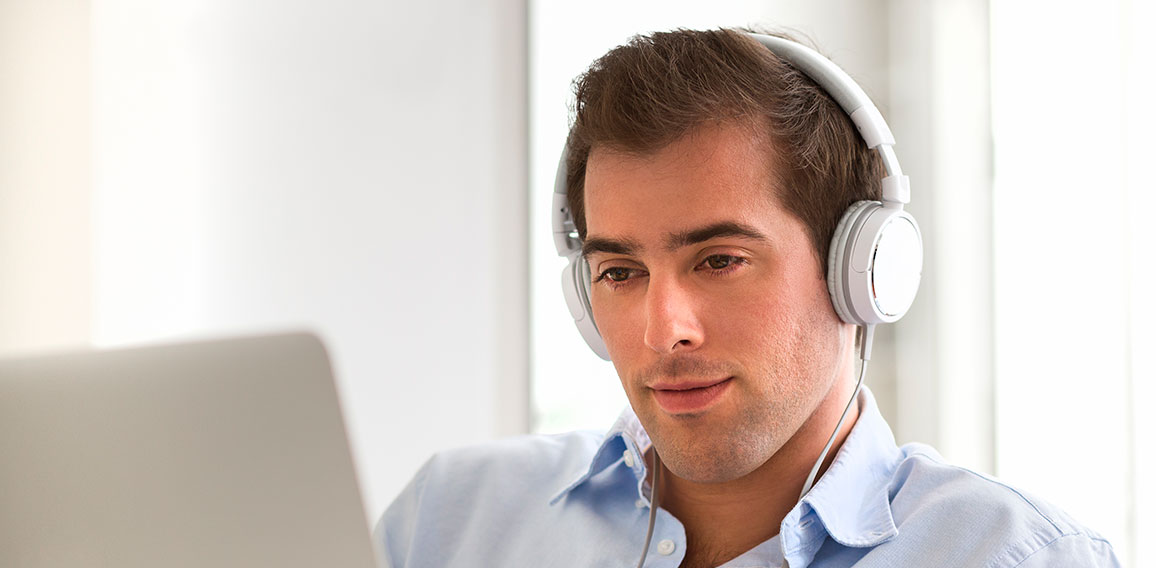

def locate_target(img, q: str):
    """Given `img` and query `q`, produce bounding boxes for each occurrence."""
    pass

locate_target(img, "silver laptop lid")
[0,333,379,568]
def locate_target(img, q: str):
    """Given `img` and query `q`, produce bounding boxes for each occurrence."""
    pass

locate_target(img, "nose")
[643,274,705,354]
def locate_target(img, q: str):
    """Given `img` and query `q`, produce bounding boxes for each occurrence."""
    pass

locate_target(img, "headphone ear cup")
[560,253,611,360]
[828,201,923,325]
[828,201,876,325]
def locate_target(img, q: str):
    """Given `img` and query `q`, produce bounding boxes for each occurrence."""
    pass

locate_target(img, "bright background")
[1,1,1150,565]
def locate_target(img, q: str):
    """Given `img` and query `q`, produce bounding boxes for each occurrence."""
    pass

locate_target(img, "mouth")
[649,377,733,415]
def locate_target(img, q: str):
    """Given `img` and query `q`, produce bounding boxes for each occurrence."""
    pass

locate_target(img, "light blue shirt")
[376,388,1119,567]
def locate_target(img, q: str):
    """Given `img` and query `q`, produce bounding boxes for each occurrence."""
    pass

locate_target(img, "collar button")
[623,449,636,469]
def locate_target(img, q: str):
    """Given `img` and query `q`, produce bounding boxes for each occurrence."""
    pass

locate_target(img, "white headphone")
[552,33,923,361]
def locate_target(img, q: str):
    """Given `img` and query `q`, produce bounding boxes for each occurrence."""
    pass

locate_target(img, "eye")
[593,265,647,289]
[601,267,634,282]
[706,255,735,269]
[696,254,747,274]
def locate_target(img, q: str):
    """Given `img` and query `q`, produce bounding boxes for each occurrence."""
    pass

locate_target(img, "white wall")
[0,0,92,355]
[3,0,528,525]
[91,0,530,524]
[990,2,1147,563]
[886,0,995,474]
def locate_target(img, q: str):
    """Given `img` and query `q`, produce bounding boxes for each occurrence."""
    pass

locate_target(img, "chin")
[665,453,763,484]
[656,431,775,484]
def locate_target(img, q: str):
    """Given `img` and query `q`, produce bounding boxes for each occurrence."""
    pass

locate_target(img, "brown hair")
[565,28,884,274]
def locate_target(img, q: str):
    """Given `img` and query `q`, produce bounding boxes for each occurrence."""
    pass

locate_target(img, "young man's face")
[583,121,853,484]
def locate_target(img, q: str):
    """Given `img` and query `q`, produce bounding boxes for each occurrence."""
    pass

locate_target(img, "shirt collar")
[780,386,901,566]
[549,406,653,505]
[548,387,903,562]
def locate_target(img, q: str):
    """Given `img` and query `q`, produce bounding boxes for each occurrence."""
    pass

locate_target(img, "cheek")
[712,276,805,331]
[777,281,845,370]
[712,275,838,360]
[589,294,642,358]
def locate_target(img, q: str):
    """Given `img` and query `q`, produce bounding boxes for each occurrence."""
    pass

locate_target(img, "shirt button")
[623,450,636,469]
[657,539,676,556]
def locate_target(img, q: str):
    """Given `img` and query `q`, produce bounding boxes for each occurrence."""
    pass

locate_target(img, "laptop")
[0,332,380,568]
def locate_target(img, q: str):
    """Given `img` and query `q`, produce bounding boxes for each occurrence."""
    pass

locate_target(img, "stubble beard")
[618,286,849,485]
[627,322,846,485]
[630,363,815,484]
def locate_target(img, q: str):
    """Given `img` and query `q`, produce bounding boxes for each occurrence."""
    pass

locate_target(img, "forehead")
[583,122,800,247]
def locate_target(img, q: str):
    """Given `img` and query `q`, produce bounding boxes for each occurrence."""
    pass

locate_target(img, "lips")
[650,377,733,414]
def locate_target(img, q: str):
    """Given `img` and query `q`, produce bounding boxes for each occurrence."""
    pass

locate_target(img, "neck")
[654,363,862,567]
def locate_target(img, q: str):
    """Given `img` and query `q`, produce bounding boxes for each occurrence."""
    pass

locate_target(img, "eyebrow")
[665,221,770,251]
[581,235,643,258]
[582,221,770,258]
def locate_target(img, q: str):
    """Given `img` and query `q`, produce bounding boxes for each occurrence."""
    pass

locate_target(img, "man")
[376,28,1119,567]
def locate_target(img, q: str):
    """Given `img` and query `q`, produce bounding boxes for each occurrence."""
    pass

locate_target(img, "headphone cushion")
[560,253,611,360]
[827,201,877,325]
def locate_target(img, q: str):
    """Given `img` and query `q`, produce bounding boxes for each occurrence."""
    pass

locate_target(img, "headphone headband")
[744,34,909,203]
[746,36,894,152]
[551,150,578,257]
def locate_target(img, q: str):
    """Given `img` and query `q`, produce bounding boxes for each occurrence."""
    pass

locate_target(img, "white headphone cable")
[798,324,873,499]
[782,324,874,568]
[635,448,661,568]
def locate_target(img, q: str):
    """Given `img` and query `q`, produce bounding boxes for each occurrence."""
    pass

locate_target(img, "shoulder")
[374,431,605,566]
[415,430,604,486]
[384,429,604,514]
[884,444,1119,567]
